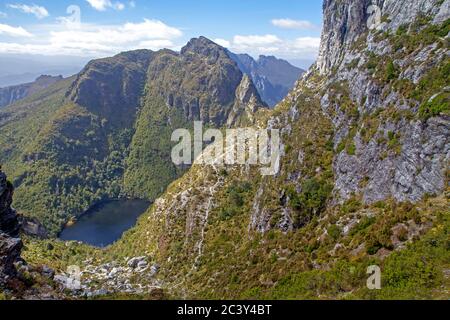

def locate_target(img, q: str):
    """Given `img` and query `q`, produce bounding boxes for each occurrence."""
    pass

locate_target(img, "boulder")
[19,216,48,239]
[0,170,20,237]
[0,170,23,289]
[0,232,22,287]
[127,256,147,269]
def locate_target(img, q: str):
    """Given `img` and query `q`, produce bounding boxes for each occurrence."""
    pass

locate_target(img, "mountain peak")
[235,74,264,106]
[180,36,226,57]
[113,49,155,63]
[257,55,278,62]
[228,52,305,107]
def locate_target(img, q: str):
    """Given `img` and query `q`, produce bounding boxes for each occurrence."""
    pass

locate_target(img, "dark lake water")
[59,199,150,247]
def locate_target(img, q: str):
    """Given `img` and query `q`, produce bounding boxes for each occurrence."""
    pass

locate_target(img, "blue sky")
[0,1,324,67]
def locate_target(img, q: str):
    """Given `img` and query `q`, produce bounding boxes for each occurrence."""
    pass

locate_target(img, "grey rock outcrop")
[0,170,20,237]
[227,74,265,126]
[146,37,266,126]
[0,169,23,289]
[0,234,22,288]
[317,0,448,74]
[317,0,450,203]
[67,50,153,129]
[19,216,48,239]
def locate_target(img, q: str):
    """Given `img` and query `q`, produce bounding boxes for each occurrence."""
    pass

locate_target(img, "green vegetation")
[268,211,449,300]
[391,17,450,54]
[124,94,189,200]
[327,224,341,240]
[5,14,450,301]
[109,181,448,300]
[365,52,379,75]
[0,41,255,235]
[341,197,362,214]
[419,92,450,120]
[380,18,450,119]
[384,60,399,82]
[287,178,333,227]
[219,181,253,221]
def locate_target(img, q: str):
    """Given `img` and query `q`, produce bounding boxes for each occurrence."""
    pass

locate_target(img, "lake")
[59,199,150,247]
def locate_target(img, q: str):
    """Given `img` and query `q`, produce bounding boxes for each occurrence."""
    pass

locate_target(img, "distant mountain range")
[229,53,305,107]
[0,55,88,88]
[0,75,64,109]
[0,48,302,109]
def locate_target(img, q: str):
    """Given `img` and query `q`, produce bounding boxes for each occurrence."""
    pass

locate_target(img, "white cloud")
[214,38,230,48]
[86,0,125,11]
[138,39,175,50]
[216,34,321,61]
[293,37,321,50]
[48,19,182,54]
[129,1,136,8]
[115,2,125,10]
[0,19,182,56]
[0,11,7,18]
[271,18,317,30]
[233,34,282,46]
[7,4,49,19]
[56,5,82,29]
[0,23,32,37]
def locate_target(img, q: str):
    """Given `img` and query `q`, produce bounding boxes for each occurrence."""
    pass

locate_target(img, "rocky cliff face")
[143,37,264,126]
[0,75,63,109]
[229,53,305,107]
[316,0,449,203]
[124,37,266,199]
[107,0,449,299]
[0,170,20,237]
[67,50,153,130]
[0,169,22,290]
[317,0,449,74]
[0,169,64,299]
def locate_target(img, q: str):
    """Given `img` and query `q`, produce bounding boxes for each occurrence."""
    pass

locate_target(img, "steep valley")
[104,0,450,299]
[0,38,266,236]
[0,0,449,300]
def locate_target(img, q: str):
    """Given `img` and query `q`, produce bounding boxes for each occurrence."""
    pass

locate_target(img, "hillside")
[0,0,448,301]
[124,37,266,199]
[101,0,448,299]
[0,38,265,236]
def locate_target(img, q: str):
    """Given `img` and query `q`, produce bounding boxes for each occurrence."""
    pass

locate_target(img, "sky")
[0,0,324,68]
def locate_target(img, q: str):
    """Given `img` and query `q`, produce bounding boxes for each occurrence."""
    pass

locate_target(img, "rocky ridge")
[0,169,56,298]
[0,37,266,235]
[102,0,449,299]
[1,0,448,300]
[229,53,305,107]
[0,75,63,109]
